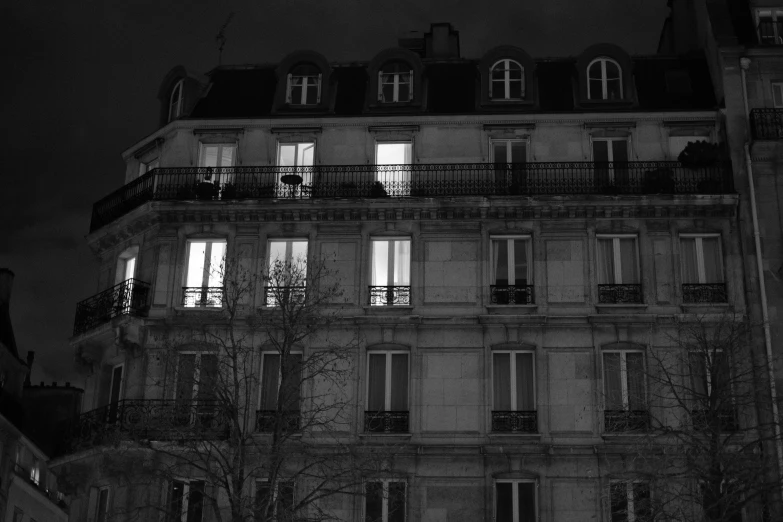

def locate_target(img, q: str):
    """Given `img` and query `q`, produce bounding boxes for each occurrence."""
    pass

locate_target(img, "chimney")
[24,351,34,386]
[425,23,460,59]
[398,30,425,57]
[0,269,18,357]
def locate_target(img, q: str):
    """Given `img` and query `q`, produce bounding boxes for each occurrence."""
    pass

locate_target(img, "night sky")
[2,0,669,380]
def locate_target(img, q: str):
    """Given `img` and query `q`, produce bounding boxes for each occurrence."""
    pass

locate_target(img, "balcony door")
[376,142,411,196]
[592,138,629,189]
[277,142,314,198]
[491,139,527,194]
[175,353,218,428]
[198,143,236,186]
[107,364,124,423]
[117,253,137,314]
[366,352,409,432]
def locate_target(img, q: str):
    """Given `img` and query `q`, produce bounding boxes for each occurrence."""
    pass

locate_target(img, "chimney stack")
[425,23,460,59]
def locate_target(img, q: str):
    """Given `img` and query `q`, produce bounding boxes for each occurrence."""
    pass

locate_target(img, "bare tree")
[71,254,394,522]
[603,315,782,522]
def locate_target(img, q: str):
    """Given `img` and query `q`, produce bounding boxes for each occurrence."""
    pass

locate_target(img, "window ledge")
[358,433,412,441]
[601,433,649,441]
[595,304,648,314]
[173,306,226,313]
[486,305,538,315]
[363,305,414,315]
[579,98,634,108]
[488,433,542,441]
[680,303,730,313]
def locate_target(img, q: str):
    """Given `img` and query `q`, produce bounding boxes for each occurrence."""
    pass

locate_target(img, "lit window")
[379,62,412,103]
[490,237,532,305]
[609,482,651,522]
[587,57,623,100]
[365,479,406,522]
[29,460,40,485]
[168,479,205,522]
[199,143,235,168]
[96,487,110,522]
[370,239,411,306]
[366,352,409,433]
[596,236,641,304]
[680,235,726,303]
[255,480,294,521]
[495,480,536,522]
[286,64,321,105]
[258,352,302,432]
[277,142,314,198]
[168,79,184,122]
[490,59,525,100]
[603,350,647,432]
[492,351,536,432]
[266,239,308,306]
[183,240,226,308]
[756,9,783,45]
[375,142,411,197]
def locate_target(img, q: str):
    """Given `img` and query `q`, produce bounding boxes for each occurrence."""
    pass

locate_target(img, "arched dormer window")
[490,59,524,100]
[168,79,184,122]
[587,57,622,100]
[286,64,322,105]
[379,61,413,103]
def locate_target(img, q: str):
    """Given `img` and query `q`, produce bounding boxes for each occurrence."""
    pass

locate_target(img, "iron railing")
[256,410,301,432]
[89,162,734,231]
[369,286,411,306]
[757,21,783,45]
[605,410,649,432]
[691,409,739,432]
[182,287,224,308]
[750,108,783,140]
[73,278,150,336]
[682,283,728,304]
[263,286,306,307]
[489,285,534,305]
[364,411,409,433]
[598,284,643,304]
[65,399,229,451]
[12,464,69,512]
[491,411,537,433]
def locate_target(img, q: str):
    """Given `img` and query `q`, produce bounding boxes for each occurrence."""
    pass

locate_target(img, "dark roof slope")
[190,68,277,118]
[634,56,717,110]
[537,60,576,112]
[426,63,477,113]
[333,67,368,115]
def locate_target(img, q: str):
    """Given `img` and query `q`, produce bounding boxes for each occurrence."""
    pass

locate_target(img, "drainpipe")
[739,56,783,494]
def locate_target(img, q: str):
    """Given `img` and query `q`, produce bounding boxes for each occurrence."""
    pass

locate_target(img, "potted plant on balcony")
[677,141,721,169]
[643,167,675,193]
[370,181,389,198]
[221,183,238,200]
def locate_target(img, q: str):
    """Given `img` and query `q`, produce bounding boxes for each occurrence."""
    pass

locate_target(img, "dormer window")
[587,57,622,100]
[756,9,783,45]
[379,62,412,103]
[287,64,321,105]
[490,59,524,100]
[168,79,184,122]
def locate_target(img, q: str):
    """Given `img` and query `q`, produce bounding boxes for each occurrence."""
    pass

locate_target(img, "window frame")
[168,478,206,522]
[494,479,538,522]
[587,57,623,100]
[489,59,525,100]
[596,234,640,285]
[489,236,532,286]
[139,157,160,176]
[365,351,410,412]
[608,480,651,522]
[602,349,647,412]
[258,350,303,411]
[364,478,407,522]
[378,62,413,103]
[370,238,412,306]
[183,239,227,308]
[489,139,529,163]
[679,234,724,285]
[756,9,783,44]
[198,143,237,169]
[108,362,125,404]
[491,350,536,411]
[773,81,783,107]
[255,479,295,521]
[96,486,110,522]
[590,136,630,163]
[173,351,219,403]
[286,64,322,106]
[168,79,184,123]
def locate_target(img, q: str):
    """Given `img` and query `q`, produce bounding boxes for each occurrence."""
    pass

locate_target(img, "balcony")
[364,411,409,433]
[369,286,411,306]
[750,109,783,140]
[605,409,649,433]
[691,408,739,432]
[682,283,727,304]
[256,410,301,432]
[598,284,643,304]
[264,286,306,307]
[73,278,150,336]
[756,21,783,46]
[64,399,229,452]
[182,287,224,308]
[491,410,537,433]
[89,162,733,232]
[489,285,534,305]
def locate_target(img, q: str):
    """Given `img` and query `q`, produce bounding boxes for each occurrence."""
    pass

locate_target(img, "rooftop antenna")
[216,12,235,66]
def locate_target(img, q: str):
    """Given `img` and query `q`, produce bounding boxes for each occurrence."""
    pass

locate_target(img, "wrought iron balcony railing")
[182,287,224,308]
[598,284,643,304]
[491,410,537,433]
[369,286,411,306]
[73,278,151,336]
[757,21,783,45]
[364,411,409,433]
[65,399,229,452]
[605,409,649,433]
[489,285,534,305]
[750,108,783,140]
[12,464,69,512]
[89,162,733,231]
[256,410,301,432]
[691,408,739,432]
[682,283,728,304]
[264,286,306,307]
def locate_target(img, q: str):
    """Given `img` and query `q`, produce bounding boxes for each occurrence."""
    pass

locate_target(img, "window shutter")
[408,70,414,100]
[378,70,384,101]
[316,73,322,103]
[286,73,293,103]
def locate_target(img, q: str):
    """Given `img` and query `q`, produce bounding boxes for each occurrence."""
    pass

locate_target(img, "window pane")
[605,61,620,79]
[278,145,296,166]
[255,484,271,522]
[200,145,218,167]
[394,240,410,285]
[604,353,623,409]
[492,142,507,163]
[365,482,383,522]
[124,256,136,281]
[372,241,389,286]
[690,352,709,399]
[516,353,535,410]
[509,80,523,99]
[589,79,604,99]
[377,143,411,165]
[388,482,406,522]
[278,482,294,521]
[702,237,723,283]
[513,239,528,285]
[281,353,302,410]
[382,82,395,102]
[611,140,629,162]
[299,143,315,166]
[510,141,526,163]
[169,482,185,522]
[493,353,512,410]
[593,140,609,162]
[197,354,218,402]
[367,354,386,411]
[610,483,628,522]
[597,239,615,284]
[208,241,226,287]
[97,489,109,522]
[494,240,509,285]
[496,482,513,522]
[176,355,196,401]
[187,242,207,288]
[398,82,410,102]
[268,241,288,267]
[186,481,205,522]
[291,240,308,277]
[619,238,638,284]
[626,353,645,410]
[607,79,622,100]
[305,80,318,105]
[261,355,280,410]
[220,145,235,167]
[518,482,536,522]
[633,482,651,520]
[390,354,408,411]
[290,84,303,104]
[680,238,699,283]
